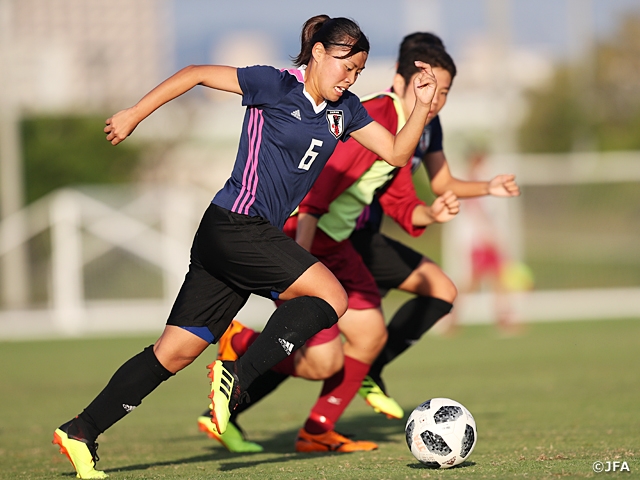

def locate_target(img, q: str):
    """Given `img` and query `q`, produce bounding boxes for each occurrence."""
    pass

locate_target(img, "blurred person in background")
[443,150,533,336]
[52,14,439,479]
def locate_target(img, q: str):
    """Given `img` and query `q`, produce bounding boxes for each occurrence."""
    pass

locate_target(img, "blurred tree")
[519,14,640,153]
[21,115,142,203]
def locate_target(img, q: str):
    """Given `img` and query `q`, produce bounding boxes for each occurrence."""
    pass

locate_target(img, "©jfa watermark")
[593,461,630,473]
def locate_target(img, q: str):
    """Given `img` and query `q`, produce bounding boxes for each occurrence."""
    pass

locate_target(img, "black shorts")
[349,229,423,297]
[166,204,317,343]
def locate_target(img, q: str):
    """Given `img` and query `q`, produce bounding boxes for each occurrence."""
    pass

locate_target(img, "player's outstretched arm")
[105,65,241,145]
[351,62,436,168]
[425,151,520,199]
[488,174,520,197]
[295,213,319,252]
[411,190,460,227]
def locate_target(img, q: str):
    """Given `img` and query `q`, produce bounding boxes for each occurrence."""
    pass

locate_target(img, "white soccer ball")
[405,397,477,469]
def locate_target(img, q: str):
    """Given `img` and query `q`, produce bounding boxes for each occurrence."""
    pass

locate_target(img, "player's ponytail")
[293,15,370,67]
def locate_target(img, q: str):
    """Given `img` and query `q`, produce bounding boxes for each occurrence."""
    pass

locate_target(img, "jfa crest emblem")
[326,110,344,139]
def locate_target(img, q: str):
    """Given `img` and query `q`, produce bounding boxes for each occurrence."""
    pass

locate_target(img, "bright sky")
[171,0,640,68]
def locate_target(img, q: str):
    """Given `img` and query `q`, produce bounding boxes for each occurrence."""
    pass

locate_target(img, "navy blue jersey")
[360,115,444,232]
[212,65,373,230]
[411,114,443,173]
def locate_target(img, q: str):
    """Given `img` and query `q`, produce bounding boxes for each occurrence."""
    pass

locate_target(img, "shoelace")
[87,442,100,464]
[231,390,251,411]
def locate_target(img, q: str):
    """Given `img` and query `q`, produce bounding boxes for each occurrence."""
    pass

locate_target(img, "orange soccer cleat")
[294,428,378,453]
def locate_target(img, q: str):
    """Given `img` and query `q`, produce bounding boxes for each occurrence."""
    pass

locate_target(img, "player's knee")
[323,289,348,318]
[425,277,457,304]
[308,356,344,380]
[440,280,458,303]
[347,322,387,357]
[373,326,388,354]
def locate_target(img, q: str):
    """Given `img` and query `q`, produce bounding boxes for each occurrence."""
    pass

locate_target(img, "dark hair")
[396,44,457,87]
[398,31,445,61]
[293,15,370,67]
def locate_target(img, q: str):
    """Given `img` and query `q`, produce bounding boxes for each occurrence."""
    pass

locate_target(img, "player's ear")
[312,42,326,63]
[392,73,407,97]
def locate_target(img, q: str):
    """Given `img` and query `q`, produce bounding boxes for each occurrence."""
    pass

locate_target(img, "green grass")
[1,319,639,479]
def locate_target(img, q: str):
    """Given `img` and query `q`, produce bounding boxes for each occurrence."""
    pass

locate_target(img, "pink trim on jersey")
[282,68,304,83]
[232,108,264,214]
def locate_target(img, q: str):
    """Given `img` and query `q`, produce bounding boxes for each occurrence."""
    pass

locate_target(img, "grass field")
[1,318,638,479]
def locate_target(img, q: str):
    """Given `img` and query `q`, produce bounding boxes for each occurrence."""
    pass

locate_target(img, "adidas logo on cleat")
[278,338,294,355]
[122,404,136,413]
[219,368,234,400]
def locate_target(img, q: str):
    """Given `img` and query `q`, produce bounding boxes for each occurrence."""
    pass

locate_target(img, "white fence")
[0,151,639,340]
[0,185,275,339]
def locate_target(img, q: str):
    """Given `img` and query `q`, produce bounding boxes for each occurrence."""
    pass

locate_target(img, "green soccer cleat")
[207,360,243,435]
[197,415,263,453]
[53,425,108,479]
[358,375,404,419]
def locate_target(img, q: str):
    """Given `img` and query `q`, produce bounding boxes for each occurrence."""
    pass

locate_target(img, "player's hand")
[431,190,460,223]
[488,174,520,197]
[104,107,139,145]
[413,61,437,108]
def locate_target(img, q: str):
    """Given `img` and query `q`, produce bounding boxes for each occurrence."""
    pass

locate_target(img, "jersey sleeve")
[377,163,427,237]
[341,94,374,140]
[237,65,288,106]
[426,115,443,153]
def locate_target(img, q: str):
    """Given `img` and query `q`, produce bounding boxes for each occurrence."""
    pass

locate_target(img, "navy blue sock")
[369,297,453,388]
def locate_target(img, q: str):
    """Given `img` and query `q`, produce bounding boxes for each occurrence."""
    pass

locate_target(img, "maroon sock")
[231,327,259,357]
[271,353,297,376]
[303,356,370,434]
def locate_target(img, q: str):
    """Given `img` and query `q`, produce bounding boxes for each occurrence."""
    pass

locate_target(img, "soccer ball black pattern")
[405,398,477,469]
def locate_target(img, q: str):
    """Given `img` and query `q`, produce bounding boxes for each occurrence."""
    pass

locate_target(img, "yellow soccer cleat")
[358,375,404,420]
[207,360,244,435]
[197,415,263,452]
[53,427,108,479]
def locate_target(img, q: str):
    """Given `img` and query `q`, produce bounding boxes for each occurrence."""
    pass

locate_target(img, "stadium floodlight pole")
[0,0,29,308]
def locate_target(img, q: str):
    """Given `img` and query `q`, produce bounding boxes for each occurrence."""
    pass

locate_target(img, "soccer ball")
[405,398,477,469]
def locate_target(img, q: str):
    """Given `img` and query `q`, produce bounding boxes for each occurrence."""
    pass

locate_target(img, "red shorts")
[283,216,381,311]
[471,244,501,277]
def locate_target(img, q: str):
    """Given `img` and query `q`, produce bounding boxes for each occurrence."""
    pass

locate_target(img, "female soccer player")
[52,15,438,479]
[352,34,520,414]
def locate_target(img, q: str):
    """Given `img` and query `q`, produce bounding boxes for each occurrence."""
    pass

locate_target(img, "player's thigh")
[197,204,347,315]
[399,258,457,302]
[280,261,348,317]
[350,230,422,295]
[306,237,382,318]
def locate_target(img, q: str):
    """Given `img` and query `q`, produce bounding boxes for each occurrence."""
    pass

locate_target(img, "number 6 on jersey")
[298,139,323,171]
